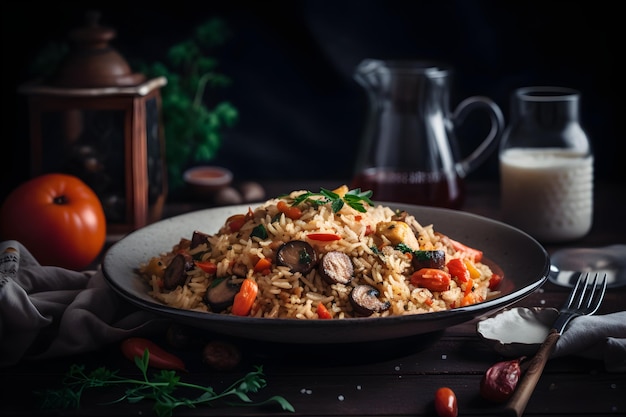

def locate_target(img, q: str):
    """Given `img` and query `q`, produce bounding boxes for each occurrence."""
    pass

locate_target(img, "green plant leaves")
[141,18,239,190]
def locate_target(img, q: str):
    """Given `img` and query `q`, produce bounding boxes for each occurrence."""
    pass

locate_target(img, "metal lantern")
[19,12,167,235]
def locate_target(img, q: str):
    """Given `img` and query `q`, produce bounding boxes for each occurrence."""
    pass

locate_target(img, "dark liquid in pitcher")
[351,168,465,209]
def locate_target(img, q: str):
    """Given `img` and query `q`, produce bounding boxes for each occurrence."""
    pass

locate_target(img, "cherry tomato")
[0,173,106,270]
[434,386,458,417]
[489,273,503,290]
[410,268,451,292]
[226,214,247,232]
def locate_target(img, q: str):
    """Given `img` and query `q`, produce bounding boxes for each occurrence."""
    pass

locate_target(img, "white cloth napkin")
[0,240,169,367]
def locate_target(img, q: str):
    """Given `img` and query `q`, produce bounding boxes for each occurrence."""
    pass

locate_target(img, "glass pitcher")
[351,60,504,209]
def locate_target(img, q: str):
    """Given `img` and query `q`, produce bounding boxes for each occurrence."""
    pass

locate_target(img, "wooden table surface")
[1,180,625,417]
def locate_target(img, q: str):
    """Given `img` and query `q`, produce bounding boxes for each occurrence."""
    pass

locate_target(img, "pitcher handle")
[452,96,505,177]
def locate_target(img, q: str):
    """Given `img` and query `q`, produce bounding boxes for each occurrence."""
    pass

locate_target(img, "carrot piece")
[253,257,272,272]
[448,238,483,262]
[316,303,332,319]
[277,200,303,220]
[232,278,258,316]
[464,278,474,297]
[195,260,217,274]
[436,232,483,262]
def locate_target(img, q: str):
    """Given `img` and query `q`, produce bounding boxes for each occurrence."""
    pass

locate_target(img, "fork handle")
[504,329,560,417]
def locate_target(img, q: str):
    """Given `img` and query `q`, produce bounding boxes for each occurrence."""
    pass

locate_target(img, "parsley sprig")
[35,350,294,417]
[290,187,374,213]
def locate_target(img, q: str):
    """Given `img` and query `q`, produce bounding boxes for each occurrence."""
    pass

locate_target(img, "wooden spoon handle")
[504,329,560,417]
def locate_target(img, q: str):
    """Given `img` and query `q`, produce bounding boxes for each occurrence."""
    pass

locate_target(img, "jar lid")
[50,11,145,87]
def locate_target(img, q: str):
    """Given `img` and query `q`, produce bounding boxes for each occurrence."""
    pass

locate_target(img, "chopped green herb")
[299,249,312,265]
[35,350,294,417]
[209,277,226,288]
[288,187,374,213]
[395,243,413,254]
[395,244,438,261]
[250,224,268,240]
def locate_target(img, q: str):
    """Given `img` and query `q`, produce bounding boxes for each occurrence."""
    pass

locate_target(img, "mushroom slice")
[190,230,212,249]
[205,277,241,313]
[231,262,249,278]
[349,284,391,316]
[319,251,354,285]
[411,249,446,270]
[276,240,317,274]
[163,253,194,290]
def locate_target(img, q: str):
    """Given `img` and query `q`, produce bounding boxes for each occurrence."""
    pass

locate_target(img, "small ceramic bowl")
[183,166,233,197]
[476,307,559,357]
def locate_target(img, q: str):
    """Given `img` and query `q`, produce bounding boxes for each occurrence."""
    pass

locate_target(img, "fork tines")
[566,272,608,316]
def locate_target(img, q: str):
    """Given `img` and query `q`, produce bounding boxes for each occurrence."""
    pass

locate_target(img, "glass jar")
[499,86,593,243]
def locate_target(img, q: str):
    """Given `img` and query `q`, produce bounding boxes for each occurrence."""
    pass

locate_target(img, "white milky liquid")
[500,148,593,242]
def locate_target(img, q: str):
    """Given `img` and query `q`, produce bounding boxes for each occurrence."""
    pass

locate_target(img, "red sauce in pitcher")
[351,168,465,209]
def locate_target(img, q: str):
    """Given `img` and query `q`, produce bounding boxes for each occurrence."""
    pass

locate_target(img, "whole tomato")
[0,173,106,270]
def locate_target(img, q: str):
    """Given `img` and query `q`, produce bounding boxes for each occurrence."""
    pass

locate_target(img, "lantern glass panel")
[146,96,166,209]
[40,108,128,223]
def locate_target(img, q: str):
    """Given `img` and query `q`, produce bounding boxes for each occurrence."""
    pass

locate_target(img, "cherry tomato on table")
[434,386,458,417]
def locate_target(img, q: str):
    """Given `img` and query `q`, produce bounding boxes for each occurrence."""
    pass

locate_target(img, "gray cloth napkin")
[552,311,626,373]
[0,240,169,367]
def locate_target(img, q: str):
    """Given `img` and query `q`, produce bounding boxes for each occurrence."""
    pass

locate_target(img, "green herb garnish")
[35,350,294,417]
[395,243,413,254]
[299,249,312,265]
[395,243,437,261]
[370,245,381,255]
[250,224,268,240]
[289,187,374,213]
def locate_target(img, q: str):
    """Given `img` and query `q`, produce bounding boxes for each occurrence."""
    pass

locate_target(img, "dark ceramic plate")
[102,203,550,344]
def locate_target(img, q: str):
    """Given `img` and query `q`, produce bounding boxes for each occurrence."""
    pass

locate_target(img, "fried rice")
[138,185,501,319]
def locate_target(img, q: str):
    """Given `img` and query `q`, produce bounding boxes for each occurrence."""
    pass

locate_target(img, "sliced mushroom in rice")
[231,262,249,278]
[190,230,212,249]
[319,251,354,285]
[276,240,317,274]
[163,252,195,290]
[349,284,391,316]
[411,249,446,270]
[205,277,241,313]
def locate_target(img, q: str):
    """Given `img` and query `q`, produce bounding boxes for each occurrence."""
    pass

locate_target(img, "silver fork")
[504,271,608,417]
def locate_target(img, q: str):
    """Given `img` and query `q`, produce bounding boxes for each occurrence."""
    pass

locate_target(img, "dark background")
[2,0,624,203]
